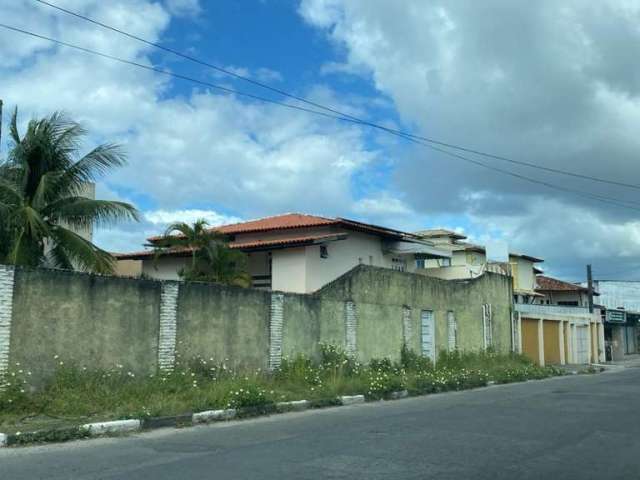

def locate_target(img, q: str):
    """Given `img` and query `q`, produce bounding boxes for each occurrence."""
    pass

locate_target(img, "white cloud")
[0,0,377,252]
[164,0,201,17]
[300,0,640,279]
[255,67,283,83]
[145,209,241,226]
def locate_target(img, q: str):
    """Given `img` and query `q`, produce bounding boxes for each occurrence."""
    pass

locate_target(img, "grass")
[0,345,562,434]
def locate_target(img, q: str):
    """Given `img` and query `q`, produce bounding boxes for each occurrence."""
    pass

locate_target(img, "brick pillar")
[0,265,15,379]
[158,282,179,372]
[269,293,284,371]
[402,306,412,348]
[345,301,357,358]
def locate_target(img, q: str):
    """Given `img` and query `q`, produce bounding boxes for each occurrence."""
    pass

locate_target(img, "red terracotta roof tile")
[535,275,588,292]
[114,232,348,260]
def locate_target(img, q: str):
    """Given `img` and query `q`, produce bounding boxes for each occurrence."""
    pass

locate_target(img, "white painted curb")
[0,433,7,447]
[276,400,309,411]
[339,395,365,405]
[81,419,141,436]
[192,409,236,424]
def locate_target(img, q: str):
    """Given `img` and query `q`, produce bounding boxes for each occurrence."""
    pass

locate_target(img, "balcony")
[515,303,592,319]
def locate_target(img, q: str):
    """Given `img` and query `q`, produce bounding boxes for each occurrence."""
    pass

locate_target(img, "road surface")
[2,367,639,479]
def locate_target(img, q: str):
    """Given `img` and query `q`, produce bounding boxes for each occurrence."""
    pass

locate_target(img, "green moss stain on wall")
[319,266,513,358]
[176,282,270,371]
[10,268,160,386]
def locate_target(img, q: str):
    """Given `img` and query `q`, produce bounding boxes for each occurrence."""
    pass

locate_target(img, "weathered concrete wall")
[318,266,514,361]
[2,264,513,385]
[175,282,271,370]
[9,268,160,384]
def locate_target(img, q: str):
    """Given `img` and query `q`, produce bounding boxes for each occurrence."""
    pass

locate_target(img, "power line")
[3,22,640,213]
[32,0,640,192]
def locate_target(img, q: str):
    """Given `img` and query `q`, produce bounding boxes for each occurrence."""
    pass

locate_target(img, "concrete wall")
[9,268,160,384]
[1,264,514,386]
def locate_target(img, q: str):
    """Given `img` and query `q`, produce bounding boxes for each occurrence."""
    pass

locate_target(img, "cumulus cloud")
[1,0,378,252]
[144,209,241,226]
[164,0,201,17]
[300,0,640,279]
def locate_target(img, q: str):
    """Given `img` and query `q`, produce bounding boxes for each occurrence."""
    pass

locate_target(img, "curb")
[82,419,141,436]
[276,400,310,412]
[193,408,236,424]
[339,395,365,405]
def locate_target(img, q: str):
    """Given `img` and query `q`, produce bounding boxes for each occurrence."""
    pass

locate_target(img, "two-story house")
[115,213,451,293]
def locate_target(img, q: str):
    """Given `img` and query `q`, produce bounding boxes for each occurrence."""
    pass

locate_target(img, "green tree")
[153,219,251,287]
[0,109,139,273]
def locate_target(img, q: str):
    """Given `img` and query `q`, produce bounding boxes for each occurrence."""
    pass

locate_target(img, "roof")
[510,253,544,263]
[415,228,467,240]
[147,213,409,242]
[114,233,349,260]
[535,275,589,292]
[451,242,486,253]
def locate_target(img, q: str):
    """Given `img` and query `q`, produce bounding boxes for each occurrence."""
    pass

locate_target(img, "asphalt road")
[2,367,640,480]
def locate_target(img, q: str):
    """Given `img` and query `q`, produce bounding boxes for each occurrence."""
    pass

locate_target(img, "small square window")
[416,258,426,269]
[320,245,329,258]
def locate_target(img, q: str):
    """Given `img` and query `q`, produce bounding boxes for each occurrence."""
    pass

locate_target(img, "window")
[558,301,579,306]
[416,258,426,269]
[320,245,329,259]
[440,257,452,267]
[392,257,406,272]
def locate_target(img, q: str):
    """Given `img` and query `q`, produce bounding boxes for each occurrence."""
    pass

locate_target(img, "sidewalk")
[606,354,640,368]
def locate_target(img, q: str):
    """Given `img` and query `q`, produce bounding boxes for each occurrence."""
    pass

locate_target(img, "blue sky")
[2,0,640,281]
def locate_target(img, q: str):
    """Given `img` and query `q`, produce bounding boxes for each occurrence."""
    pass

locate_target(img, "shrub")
[224,384,271,409]
[400,344,432,373]
[276,354,320,386]
[0,367,31,413]
[366,367,405,399]
[319,343,360,377]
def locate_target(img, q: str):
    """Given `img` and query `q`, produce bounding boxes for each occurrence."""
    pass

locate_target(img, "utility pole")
[587,264,594,313]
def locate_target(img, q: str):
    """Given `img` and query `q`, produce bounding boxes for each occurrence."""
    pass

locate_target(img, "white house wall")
[303,231,391,292]
[512,256,536,291]
[271,247,307,293]
[141,257,188,281]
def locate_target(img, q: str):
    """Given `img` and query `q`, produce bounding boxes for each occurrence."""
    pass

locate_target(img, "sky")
[1,0,640,282]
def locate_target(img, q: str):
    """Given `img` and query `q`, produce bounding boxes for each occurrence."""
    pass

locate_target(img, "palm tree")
[0,109,139,273]
[153,219,251,287]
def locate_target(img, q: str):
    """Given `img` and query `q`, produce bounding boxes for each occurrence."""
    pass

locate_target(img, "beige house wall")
[271,247,307,293]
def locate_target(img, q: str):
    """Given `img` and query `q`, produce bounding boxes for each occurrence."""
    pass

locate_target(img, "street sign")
[606,309,627,324]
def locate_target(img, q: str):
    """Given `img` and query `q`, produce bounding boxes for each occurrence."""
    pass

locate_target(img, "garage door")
[575,326,589,364]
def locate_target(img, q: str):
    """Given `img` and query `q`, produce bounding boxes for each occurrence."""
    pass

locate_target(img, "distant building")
[589,280,640,361]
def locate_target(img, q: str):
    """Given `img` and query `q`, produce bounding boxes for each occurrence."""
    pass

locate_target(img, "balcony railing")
[515,303,592,319]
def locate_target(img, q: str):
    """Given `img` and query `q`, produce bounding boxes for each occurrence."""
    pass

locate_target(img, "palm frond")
[57,144,126,195]
[9,107,20,144]
[45,197,140,229]
[49,226,115,274]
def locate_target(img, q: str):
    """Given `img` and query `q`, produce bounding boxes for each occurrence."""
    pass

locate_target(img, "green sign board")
[606,310,627,324]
